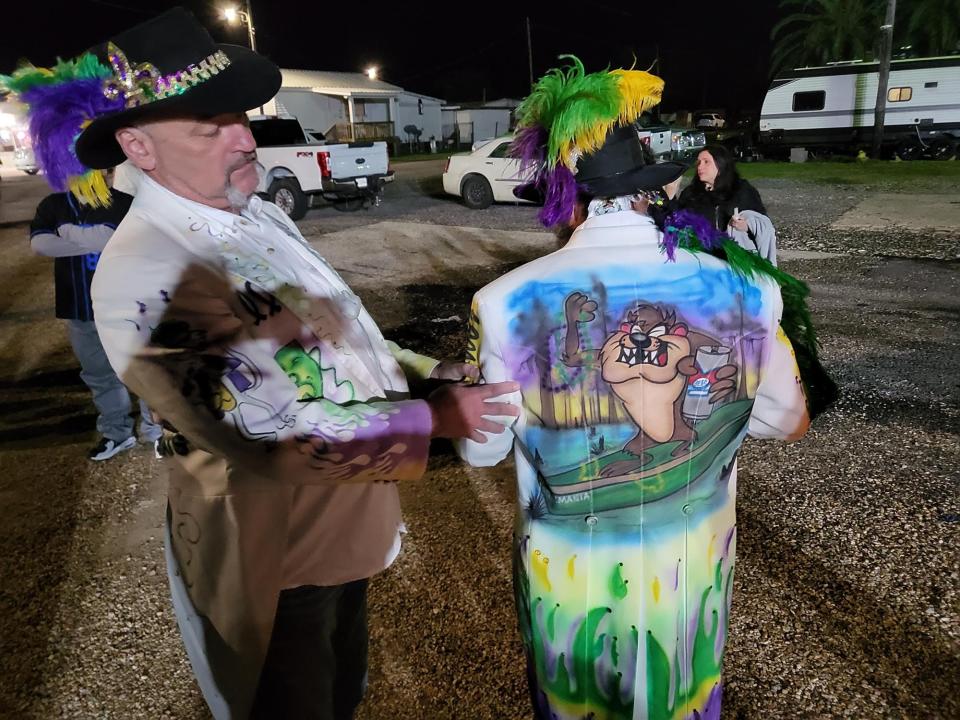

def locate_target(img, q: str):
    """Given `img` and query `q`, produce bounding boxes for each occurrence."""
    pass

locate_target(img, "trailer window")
[924,81,938,88]
[888,87,912,102]
[792,91,825,111]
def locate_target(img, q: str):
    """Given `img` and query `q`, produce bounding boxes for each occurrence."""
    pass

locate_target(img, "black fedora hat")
[75,7,281,169]
[514,124,686,203]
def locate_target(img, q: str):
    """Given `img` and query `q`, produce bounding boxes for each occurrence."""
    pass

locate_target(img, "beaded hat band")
[102,42,231,109]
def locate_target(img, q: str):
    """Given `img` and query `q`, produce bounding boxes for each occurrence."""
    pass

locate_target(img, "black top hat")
[514,124,687,202]
[75,7,281,169]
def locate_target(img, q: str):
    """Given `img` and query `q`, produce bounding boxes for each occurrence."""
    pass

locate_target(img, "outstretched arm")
[94,255,516,484]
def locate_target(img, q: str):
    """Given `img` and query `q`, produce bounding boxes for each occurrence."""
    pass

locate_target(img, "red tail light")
[443,158,451,173]
[317,150,331,178]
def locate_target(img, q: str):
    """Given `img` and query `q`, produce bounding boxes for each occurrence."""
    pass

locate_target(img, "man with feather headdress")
[459,57,827,720]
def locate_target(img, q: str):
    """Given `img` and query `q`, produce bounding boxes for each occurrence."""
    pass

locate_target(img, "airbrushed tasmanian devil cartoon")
[562,292,739,466]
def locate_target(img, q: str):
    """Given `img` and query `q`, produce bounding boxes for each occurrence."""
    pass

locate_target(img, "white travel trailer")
[759,55,960,158]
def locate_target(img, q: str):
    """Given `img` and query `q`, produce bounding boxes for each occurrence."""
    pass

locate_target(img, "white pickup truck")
[251,117,394,220]
[635,124,706,161]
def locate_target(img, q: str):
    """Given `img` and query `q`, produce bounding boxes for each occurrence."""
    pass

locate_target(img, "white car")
[442,136,534,209]
[696,113,726,129]
[14,147,39,175]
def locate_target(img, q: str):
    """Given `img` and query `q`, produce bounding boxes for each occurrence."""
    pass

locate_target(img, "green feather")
[720,239,815,349]
[516,55,622,165]
[0,53,110,95]
[0,65,54,94]
[68,53,113,81]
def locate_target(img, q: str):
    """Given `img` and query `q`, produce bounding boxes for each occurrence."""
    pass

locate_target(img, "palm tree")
[771,0,885,72]
[899,0,960,56]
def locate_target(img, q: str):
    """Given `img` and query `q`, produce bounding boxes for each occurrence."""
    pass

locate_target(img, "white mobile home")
[441,104,515,147]
[259,70,402,143]
[759,55,960,156]
[396,91,445,143]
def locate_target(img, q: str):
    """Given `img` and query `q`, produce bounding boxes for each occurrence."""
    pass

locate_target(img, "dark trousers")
[250,579,369,720]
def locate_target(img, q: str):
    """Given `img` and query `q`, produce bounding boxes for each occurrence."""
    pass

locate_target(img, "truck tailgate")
[328,142,389,179]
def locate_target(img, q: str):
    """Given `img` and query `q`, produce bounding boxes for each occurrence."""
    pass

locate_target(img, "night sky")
[4,0,783,116]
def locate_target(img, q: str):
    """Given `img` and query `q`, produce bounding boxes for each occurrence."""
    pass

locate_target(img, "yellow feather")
[69,170,112,208]
[610,69,665,125]
[559,118,618,170]
[577,120,616,157]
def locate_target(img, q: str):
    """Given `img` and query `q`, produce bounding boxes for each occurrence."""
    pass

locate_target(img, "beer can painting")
[682,345,732,423]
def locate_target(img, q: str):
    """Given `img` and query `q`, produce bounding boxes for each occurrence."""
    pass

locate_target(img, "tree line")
[772,0,960,72]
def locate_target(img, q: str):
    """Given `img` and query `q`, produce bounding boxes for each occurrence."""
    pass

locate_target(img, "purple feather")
[20,78,125,191]
[661,209,729,260]
[509,125,547,170]
[538,164,578,227]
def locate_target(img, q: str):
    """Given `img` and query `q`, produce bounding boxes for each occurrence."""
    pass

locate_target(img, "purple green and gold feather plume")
[510,56,664,226]
[1,53,123,206]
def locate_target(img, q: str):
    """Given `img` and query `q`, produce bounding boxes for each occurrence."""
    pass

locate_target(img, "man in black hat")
[456,60,810,720]
[7,7,520,719]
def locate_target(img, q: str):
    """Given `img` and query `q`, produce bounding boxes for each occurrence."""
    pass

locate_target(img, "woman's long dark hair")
[689,144,740,198]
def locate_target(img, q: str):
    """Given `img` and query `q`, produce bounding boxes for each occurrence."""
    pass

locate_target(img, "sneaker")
[88,436,137,461]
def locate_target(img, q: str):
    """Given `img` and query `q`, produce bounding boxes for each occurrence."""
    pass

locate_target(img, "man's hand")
[427,381,520,443]
[430,362,481,382]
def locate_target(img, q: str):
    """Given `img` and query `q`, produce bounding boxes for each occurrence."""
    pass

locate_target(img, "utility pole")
[246,0,257,51]
[654,44,661,121]
[872,0,896,158]
[247,0,260,112]
[526,17,534,89]
[223,1,261,110]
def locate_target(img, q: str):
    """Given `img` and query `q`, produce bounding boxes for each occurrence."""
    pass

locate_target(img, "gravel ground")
[0,165,957,719]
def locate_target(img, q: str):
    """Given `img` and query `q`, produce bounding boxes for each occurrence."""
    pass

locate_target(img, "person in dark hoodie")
[29,184,163,460]
[677,143,766,233]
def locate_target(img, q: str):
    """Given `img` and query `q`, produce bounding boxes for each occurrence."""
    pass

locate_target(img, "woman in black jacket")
[677,144,766,233]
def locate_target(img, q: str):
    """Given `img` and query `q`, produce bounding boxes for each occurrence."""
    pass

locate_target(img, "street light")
[221,2,256,52]
[221,2,262,113]
[365,66,378,81]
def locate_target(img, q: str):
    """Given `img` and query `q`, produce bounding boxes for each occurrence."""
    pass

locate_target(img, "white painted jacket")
[457,209,809,720]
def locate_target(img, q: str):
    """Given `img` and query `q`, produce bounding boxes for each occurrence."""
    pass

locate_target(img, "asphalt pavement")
[0,161,957,719]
